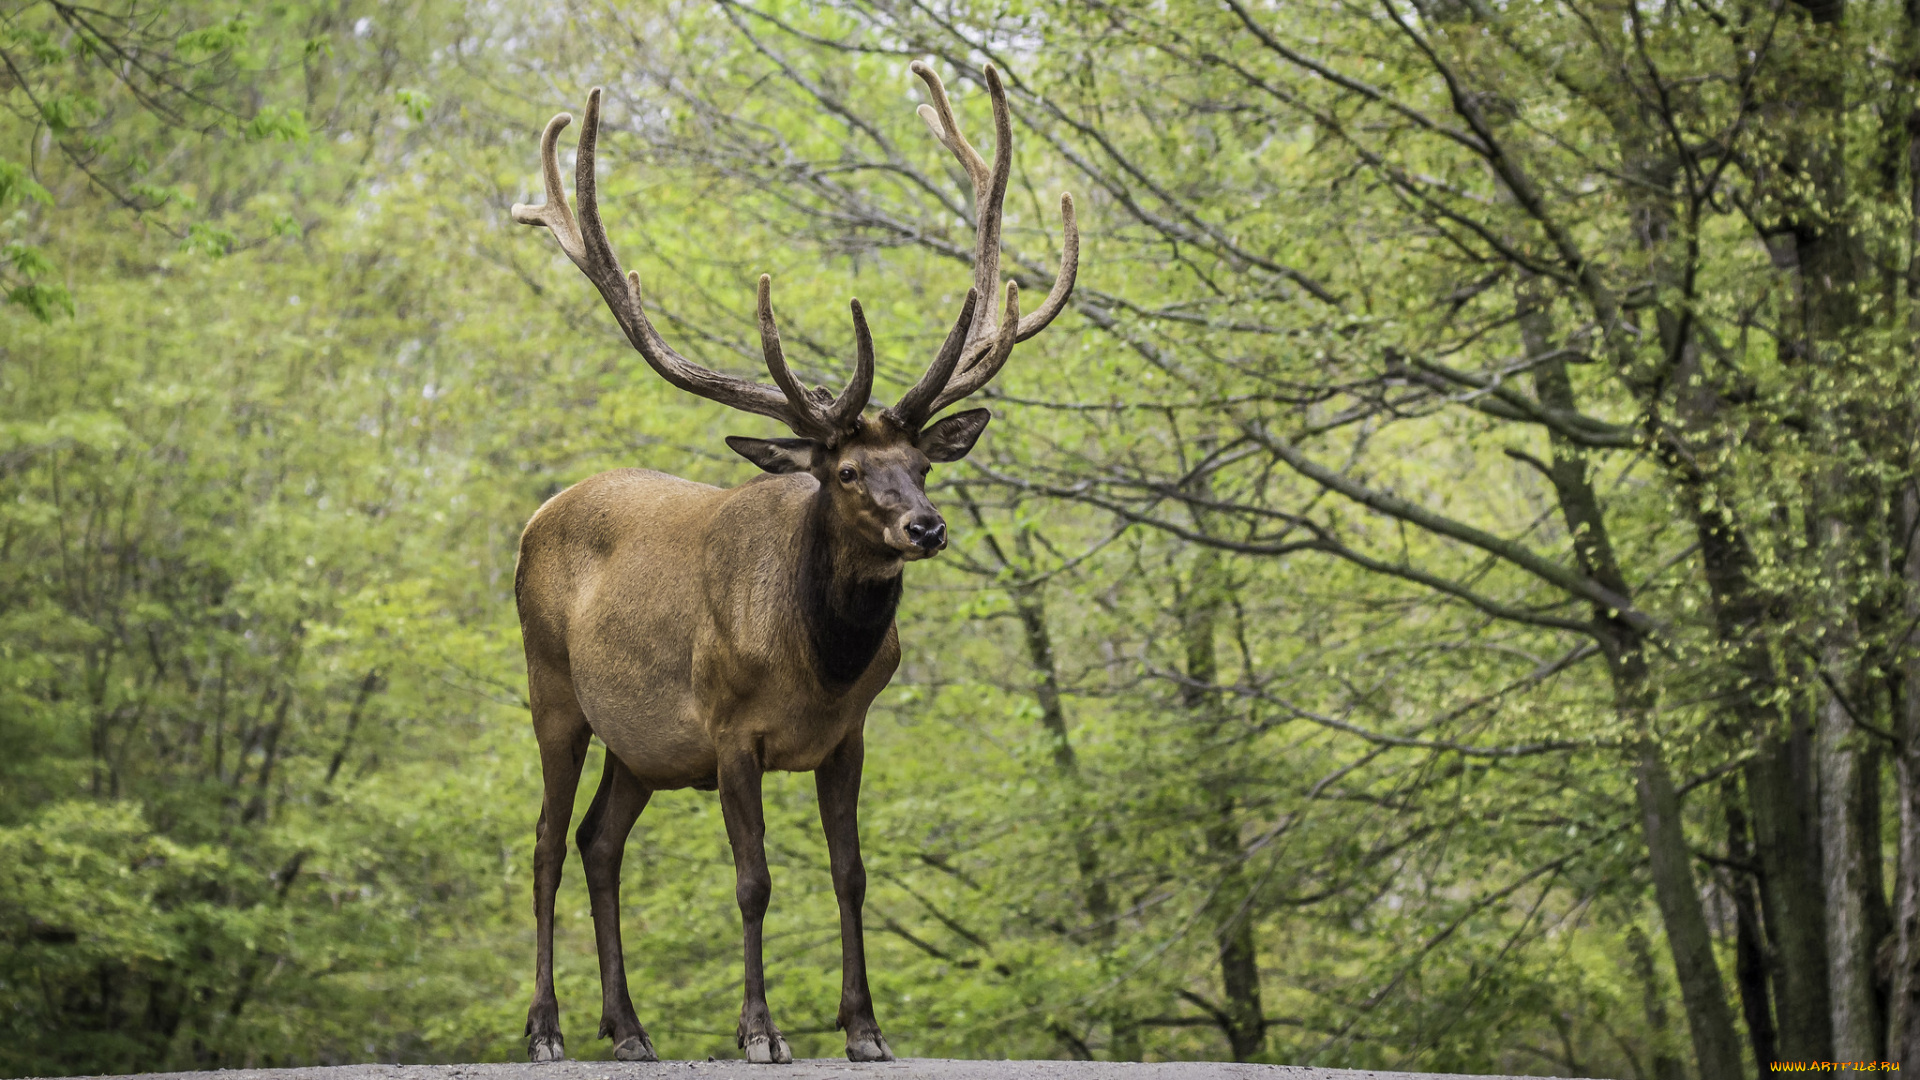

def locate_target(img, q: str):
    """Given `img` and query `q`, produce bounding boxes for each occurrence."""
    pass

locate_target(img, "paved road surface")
[43,1061,1555,1080]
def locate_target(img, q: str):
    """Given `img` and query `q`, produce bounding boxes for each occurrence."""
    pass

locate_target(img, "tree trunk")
[1523,286,1746,1079]
[1726,786,1782,1076]
[1894,609,1920,1063]
[1894,484,1920,1064]
[1010,572,1139,1061]
[1806,408,1887,1063]
[1625,684,1746,1080]
[1887,2,1920,1055]
[1821,663,1882,1058]
[986,513,1132,1058]
[1866,745,1893,1033]
[1010,567,1113,934]
[1772,0,1885,1048]
[1628,923,1692,1080]
[1180,550,1265,1061]
[1204,796,1265,1062]
[1679,469,1832,1058]
[1654,205,1837,1069]
[961,494,1117,943]
[1894,742,1920,1063]
[1751,719,1837,1060]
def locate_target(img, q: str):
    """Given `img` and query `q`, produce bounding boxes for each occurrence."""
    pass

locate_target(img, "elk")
[508,62,1075,1064]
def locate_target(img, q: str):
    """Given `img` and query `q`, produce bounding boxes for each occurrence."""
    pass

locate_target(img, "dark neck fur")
[798,491,902,688]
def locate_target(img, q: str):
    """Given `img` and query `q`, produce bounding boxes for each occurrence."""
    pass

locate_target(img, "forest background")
[5,0,1917,1075]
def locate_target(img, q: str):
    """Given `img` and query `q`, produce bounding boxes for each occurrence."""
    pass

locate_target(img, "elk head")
[510,63,1077,562]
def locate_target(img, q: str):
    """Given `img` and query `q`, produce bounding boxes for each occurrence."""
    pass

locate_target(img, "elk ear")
[916,408,991,463]
[726,436,816,474]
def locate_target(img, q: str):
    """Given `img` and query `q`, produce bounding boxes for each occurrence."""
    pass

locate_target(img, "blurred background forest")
[5,0,1919,1075]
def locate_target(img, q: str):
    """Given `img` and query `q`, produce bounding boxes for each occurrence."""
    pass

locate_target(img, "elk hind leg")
[576,749,657,1061]
[817,735,893,1061]
[526,664,591,1062]
[719,750,791,1064]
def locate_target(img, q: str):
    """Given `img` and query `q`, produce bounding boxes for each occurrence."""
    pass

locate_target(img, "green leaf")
[176,15,253,56]
[0,160,52,206]
[394,89,432,124]
[129,183,195,211]
[5,243,56,278]
[38,93,101,137]
[180,222,235,258]
[6,282,74,322]
[243,106,308,143]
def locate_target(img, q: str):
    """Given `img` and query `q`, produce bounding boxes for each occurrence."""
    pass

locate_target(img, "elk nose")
[905,517,946,550]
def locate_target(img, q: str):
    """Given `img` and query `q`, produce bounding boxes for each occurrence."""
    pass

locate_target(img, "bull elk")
[508,62,1076,1064]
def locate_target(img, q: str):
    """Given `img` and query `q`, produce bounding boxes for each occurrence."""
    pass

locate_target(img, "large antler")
[512,88,871,443]
[883,62,1079,433]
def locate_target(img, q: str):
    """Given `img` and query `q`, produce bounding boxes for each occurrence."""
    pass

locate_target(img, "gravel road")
[41,1061,1552,1080]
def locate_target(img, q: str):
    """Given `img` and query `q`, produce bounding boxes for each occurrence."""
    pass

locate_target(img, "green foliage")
[0,160,51,206]
[0,0,327,320]
[393,90,431,125]
[4,0,1903,1073]
[244,107,311,145]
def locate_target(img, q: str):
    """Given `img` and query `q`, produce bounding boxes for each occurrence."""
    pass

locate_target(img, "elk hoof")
[846,1032,893,1062]
[744,1033,792,1064]
[613,1033,657,1061]
[527,1033,566,1062]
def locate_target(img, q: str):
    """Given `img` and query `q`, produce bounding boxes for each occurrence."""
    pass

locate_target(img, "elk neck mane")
[794,481,903,688]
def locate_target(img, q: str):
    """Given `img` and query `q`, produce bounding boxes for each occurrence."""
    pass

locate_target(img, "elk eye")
[839,465,858,483]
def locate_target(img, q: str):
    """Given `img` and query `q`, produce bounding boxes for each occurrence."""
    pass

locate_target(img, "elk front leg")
[526,676,592,1062]
[719,750,791,1064]
[816,735,893,1061]
[575,750,657,1061]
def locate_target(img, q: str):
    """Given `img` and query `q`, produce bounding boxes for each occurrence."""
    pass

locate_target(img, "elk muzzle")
[904,516,947,553]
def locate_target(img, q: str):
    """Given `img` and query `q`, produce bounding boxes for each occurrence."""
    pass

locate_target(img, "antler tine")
[911,60,987,185]
[1015,192,1078,341]
[568,88,688,370]
[939,191,1079,390]
[756,275,836,441]
[511,112,585,262]
[913,61,1013,354]
[930,282,1021,416]
[900,62,1078,428]
[569,90,618,276]
[823,298,876,432]
[513,88,837,435]
[883,288,980,432]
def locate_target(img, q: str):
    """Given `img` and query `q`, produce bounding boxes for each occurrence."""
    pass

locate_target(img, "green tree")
[611,0,1920,1068]
[0,0,315,319]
